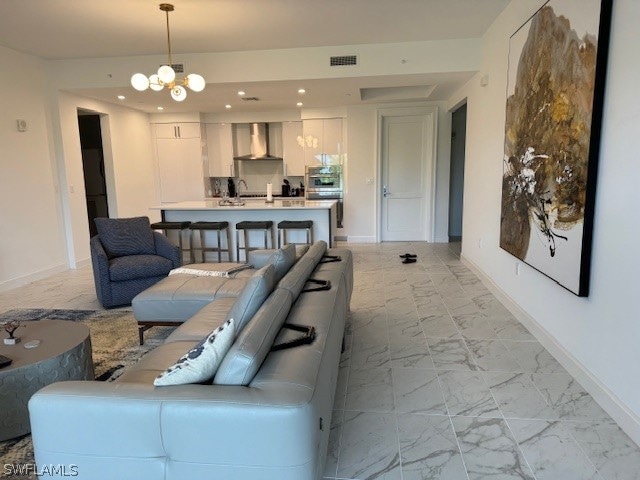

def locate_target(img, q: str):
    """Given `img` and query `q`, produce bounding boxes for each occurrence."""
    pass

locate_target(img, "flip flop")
[399,253,417,259]
[402,258,417,264]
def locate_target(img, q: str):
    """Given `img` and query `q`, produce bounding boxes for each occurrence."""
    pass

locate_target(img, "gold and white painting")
[500,0,612,296]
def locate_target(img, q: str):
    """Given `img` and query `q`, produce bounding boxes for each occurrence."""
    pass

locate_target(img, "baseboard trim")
[461,253,640,446]
[0,263,69,293]
[345,236,377,243]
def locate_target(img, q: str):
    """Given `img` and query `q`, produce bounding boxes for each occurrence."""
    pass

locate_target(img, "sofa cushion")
[164,297,237,343]
[132,272,252,322]
[95,216,156,258]
[109,254,173,281]
[276,256,317,301]
[225,264,275,334]
[154,318,235,386]
[304,240,328,264]
[214,289,292,386]
[265,243,296,282]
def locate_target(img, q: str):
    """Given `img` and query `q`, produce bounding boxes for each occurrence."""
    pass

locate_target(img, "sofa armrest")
[153,231,181,267]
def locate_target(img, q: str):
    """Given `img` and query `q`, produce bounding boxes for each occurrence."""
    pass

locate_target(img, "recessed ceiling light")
[225,104,232,109]
[237,91,245,96]
[298,88,306,94]
[157,106,164,110]
[296,102,303,107]
[117,95,126,100]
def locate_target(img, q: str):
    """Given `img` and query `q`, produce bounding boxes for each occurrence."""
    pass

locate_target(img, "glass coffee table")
[0,319,94,441]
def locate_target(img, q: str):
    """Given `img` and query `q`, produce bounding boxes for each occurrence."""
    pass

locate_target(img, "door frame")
[376,106,438,242]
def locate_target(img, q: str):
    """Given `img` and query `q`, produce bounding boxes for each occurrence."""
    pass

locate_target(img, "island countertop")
[152,199,338,252]
[151,199,336,211]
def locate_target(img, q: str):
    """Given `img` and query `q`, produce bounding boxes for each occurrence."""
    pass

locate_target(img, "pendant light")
[130,3,205,102]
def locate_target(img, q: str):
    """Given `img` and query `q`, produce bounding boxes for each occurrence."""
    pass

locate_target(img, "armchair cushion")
[109,255,174,282]
[94,216,155,258]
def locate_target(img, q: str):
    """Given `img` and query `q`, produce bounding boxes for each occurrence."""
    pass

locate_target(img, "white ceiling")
[0,0,510,113]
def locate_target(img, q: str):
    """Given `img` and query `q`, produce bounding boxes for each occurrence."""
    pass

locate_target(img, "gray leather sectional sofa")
[28,241,353,480]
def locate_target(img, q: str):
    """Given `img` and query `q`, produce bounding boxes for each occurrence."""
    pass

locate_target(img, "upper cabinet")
[205,123,235,177]
[302,118,343,165]
[282,121,305,176]
[152,123,204,202]
[154,122,201,139]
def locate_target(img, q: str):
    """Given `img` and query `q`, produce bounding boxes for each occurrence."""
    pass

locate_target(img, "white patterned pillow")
[154,318,235,386]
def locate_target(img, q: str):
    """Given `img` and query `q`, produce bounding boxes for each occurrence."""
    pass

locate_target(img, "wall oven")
[306,165,343,228]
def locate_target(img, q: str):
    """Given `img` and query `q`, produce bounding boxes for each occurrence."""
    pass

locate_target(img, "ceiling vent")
[159,63,185,74]
[330,55,357,67]
[241,97,260,101]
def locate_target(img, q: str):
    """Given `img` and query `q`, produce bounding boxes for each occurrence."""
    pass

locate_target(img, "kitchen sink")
[218,199,245,206]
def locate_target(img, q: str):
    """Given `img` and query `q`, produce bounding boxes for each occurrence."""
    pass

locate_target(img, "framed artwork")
[500,0,612,296]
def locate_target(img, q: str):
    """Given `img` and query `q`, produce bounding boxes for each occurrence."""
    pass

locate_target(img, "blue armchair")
[90,216,181,308]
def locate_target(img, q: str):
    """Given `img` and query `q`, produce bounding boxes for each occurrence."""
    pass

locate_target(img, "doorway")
[379,107,437,242]
[78,113,109,238]
[448,103,467,242]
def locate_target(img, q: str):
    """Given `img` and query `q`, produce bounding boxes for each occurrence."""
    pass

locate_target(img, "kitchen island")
[152,199,337,261]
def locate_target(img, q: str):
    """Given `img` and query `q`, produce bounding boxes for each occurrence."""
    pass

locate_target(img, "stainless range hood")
[233,123,283,161]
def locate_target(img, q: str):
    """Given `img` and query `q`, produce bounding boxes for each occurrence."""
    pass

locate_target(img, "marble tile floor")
[1,242,640,479]
[326,242,640,480]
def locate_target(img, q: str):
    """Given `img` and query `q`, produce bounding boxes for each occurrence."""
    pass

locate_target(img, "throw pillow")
[154,318,235,386]
[94,216,156,258]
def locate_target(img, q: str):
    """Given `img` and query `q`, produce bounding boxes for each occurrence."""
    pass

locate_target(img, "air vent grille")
[241,97,260,101]
[330,55,357,67]
[159,63,185,74]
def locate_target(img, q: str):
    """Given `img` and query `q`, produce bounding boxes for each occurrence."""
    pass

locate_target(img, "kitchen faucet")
[236,179,247,202]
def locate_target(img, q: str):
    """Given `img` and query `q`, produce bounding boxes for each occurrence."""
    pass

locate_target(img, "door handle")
[383,185,391,197]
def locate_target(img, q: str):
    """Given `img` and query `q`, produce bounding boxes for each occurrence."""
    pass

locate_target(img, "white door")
[380,110,436,241]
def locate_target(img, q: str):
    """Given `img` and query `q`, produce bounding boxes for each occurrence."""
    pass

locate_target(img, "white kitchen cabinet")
[282,121,305,176]
[205,123,235,177]
[152,121,204,202]
[154,122,201,139]
[155,137,203,202]
[302,118,343,165]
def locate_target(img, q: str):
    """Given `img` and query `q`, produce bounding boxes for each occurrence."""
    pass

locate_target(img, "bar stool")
[189,221,232,263]
[277,220,314,248]
[235,221,274,262]
[150,221,191,263]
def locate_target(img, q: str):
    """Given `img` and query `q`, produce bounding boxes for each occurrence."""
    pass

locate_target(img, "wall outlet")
[478,238,483,249]
[516,262,521,276]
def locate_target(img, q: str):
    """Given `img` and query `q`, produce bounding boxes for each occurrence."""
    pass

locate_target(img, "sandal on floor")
[399,253,417,259]
[402,258,417,264]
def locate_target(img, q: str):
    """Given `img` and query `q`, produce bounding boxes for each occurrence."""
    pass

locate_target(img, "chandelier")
[130,3,205,102]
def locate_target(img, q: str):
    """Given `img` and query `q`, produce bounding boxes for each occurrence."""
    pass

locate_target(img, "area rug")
[0,308,175,478]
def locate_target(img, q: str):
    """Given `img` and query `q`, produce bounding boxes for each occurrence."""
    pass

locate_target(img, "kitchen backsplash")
[208,161,303,196]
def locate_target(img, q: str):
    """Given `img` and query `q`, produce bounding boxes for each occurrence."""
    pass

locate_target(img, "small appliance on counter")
[281,179,290,197]
[227,178,236,198]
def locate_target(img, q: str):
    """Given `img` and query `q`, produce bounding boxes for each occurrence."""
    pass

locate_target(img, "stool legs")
[190,224,232,263]
[236,227,274,262]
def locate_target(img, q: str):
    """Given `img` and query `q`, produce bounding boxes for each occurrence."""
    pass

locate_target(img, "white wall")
[54,92,158,266]
[451,0,640,441]
[0,46,68,291]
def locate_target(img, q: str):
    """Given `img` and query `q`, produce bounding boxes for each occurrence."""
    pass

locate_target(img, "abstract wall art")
[500,0,612,296]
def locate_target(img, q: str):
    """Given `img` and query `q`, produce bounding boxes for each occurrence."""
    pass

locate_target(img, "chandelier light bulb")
[186,74,206,92]
[158,65,176,84]
[148,74,164,91]
[171,85,187,101]
[131,73,150,91]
